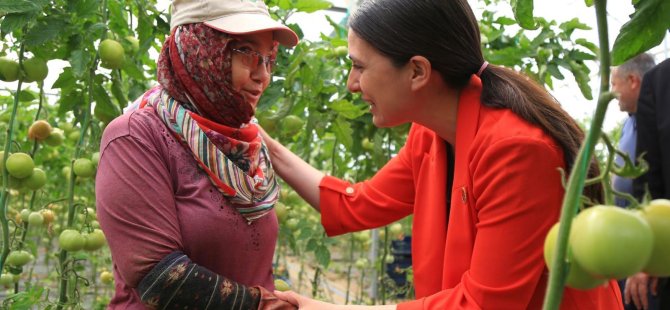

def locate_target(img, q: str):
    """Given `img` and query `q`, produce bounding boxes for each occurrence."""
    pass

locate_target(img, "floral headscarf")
[157,23,253,128]
[141,24,279,223]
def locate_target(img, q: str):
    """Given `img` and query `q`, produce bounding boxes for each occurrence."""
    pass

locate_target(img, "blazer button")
[345,187,355,196]
[461,187,467,204]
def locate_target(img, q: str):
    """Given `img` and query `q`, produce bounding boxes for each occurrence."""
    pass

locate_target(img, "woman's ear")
[409,55,431,91]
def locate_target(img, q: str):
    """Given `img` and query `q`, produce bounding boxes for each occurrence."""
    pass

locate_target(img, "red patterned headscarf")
[156,23,253,128]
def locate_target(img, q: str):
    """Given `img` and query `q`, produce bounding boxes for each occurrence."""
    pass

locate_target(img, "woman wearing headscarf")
[95,0,298,308]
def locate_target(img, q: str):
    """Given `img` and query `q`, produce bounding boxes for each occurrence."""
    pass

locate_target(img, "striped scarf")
[141,87,279,223]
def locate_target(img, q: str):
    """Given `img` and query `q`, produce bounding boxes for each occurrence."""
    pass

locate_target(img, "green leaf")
[277,0,292,10]
[24,18,67,46]
[75,0,99,18]
[559,18,591,36]
[332,116,353,150]
[93,84,120,121]
[315,244,331,267]
[52,68,76,89]
[547,63,565,80]
[569,61,593,100]
[0,0,39,14]
[611,0,670,65]
[294,0,331,13]
[69,50,91,78]
[510,0,537,30]
[306,238,317,251]
[495,17,517,26]
[575,38,599,55]
[330,99,367,119]
[121,61,145,80]
[0,13,32,35]
[58,90,85,115]
[111,75,128,108]
[584,0,594,6]
[530,28,554,48]
[568,50,597,61]
[18,90,36,102]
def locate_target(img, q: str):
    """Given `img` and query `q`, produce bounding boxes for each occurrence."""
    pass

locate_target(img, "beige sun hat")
[169,0,299,47]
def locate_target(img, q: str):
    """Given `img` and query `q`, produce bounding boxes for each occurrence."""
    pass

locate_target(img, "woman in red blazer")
[265,0,623,309]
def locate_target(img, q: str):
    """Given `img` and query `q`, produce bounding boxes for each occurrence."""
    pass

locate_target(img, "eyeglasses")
[231,48,276,73]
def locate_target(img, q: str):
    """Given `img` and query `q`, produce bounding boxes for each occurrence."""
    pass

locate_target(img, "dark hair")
[350,0,602,202]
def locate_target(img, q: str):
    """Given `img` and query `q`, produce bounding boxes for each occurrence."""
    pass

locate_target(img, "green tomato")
[83,229,107,251]
[67,130,81,142]
[91,152,101,166]
[124,36,140,53]
[285,218,299,230]
[274,279,291,292]
[73,158,96,178]
[353,231,370,244]
[99,39,125,69]
[23,168,47,190]
[570,205,653,279]
[361,138,374,151]
[281,115,304,137]
[544,222,606,289]
[19,209,31,222]
[389,223,403,239]
[640,199,670,276]
[22,58,48,82]
[256,112,278,133]
[0,57,20,82]
[44,128,65,146]
[5,153,35,179]
[28,212,44,226]
[355,258,368,269]
[100,271,114,285]
[274,202,288,223]
[333,46,348,58]
[6,250,33,267]
[0,273,14,286]
[59,229,85,252]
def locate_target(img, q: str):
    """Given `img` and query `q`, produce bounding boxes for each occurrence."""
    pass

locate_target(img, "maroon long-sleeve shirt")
[96,108,278,309]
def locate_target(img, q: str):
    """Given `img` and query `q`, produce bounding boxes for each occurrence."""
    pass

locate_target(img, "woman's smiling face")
[230,31,275,109]
[346,29,414,128]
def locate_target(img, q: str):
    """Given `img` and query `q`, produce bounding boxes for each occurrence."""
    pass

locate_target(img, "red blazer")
[319,76,623,309]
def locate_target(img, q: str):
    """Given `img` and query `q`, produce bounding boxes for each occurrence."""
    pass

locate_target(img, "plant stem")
[345,234,354,304]
[542,0,612,309]
[57,0,106,301]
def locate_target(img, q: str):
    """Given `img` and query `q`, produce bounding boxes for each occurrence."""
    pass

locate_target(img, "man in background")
[611,53,658,310]
[611,53,655,208]
[630,56,670,310]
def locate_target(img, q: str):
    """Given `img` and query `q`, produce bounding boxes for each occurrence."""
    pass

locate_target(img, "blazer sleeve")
[399,137,566,310]
[95,118,183,288]
[634,69,662,199]
[319,133,418,236]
